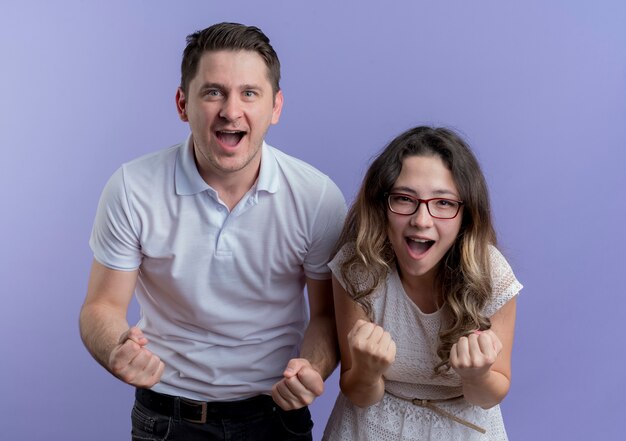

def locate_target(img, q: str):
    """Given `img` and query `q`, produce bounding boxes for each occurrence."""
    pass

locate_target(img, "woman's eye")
[394,196,413,204]
[437,199,456,207]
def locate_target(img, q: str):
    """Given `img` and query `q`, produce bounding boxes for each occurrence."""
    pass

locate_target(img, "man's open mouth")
[216,130,246,147]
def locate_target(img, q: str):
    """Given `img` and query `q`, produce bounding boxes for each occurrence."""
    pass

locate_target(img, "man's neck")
[197,158,261,212]
[211,175,258,211]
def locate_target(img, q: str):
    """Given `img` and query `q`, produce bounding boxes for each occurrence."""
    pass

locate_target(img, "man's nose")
[219,96,243,122]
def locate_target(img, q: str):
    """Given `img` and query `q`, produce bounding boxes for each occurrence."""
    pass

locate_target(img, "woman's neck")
[397,264,442,314]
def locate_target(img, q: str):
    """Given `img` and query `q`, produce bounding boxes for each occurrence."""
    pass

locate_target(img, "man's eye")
[243,91,256,98]
[206,90,221,97]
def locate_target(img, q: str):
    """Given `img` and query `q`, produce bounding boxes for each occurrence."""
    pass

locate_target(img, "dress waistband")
[385,389,486,434]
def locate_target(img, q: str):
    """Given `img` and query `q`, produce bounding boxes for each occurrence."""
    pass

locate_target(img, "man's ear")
[175,87,188,122]
[271,89,284,125]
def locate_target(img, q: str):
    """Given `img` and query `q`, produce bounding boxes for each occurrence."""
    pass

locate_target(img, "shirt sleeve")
[327,242,354,289]
[483,245,523,317]
[302,177,347,280]
[89,166,142,271]
[328,242,380,294]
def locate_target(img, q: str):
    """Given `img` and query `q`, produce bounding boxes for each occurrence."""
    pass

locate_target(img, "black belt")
[135,388,276,424]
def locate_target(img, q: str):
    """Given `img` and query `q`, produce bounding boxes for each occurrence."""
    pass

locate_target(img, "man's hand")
[271,358,324,410]
[108,326,165,388]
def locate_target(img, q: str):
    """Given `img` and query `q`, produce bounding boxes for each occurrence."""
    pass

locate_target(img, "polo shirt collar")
[175,135,279,196]
[256,142,280,194]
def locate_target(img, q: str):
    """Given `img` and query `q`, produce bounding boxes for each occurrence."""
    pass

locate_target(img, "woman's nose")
[409,202,434,228]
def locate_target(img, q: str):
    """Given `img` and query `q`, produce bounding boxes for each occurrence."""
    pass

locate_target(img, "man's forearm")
[79,302,128,371]
[299,315,338,380]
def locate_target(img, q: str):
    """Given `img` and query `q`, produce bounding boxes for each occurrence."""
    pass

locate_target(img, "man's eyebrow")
[240,83,264,92]
[197,83,264,93]
[198,82,224,92]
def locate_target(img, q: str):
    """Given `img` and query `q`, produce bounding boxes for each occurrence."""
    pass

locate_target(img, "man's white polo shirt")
[90,136,346,401]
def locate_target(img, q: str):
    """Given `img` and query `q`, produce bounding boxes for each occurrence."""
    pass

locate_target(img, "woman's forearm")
[340,368,386,408]
[461,370,510,409]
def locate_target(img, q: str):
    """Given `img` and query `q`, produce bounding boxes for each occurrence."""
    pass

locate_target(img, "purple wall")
[2,1,625,439]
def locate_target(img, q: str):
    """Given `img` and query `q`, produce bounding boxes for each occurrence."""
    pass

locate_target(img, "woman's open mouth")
[405,237,435,257]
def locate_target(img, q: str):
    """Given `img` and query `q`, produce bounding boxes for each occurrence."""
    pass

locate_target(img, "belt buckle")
[181,399,208,424]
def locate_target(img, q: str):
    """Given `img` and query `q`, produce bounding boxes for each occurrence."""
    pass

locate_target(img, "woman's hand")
[449,329,502,382]
[347,319,397,382]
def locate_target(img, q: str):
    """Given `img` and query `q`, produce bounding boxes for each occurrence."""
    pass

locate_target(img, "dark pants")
[132,388,313,441]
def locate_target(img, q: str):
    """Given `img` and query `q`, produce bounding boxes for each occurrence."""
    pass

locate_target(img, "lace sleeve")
[328,242,379,295]
[483,245,523,317]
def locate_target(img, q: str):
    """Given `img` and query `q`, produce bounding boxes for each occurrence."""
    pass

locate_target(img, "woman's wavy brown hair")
[334,126,496,373]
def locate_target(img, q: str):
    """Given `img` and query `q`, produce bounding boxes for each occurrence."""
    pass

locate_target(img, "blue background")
[1,1,625,440]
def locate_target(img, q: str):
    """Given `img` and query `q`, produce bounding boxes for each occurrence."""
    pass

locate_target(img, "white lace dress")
[323,244,522,441]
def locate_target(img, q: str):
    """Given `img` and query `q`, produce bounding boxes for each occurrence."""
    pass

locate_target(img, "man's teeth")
[217,130,245,146]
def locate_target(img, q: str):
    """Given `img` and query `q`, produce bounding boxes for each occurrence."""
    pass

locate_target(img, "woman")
[323,126,522,440]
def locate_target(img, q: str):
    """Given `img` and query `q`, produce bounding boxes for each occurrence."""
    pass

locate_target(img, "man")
[80,22,346,440]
